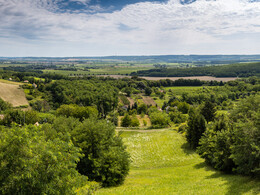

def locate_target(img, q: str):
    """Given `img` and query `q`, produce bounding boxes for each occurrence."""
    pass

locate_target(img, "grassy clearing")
[96,130,260,195]
[0,81,29,107]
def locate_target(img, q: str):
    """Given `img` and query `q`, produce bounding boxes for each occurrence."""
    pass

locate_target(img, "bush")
[0,98,11,112]
[72,119,130,187]
[149,112,170,128]
[121,114,140,127]
[169,111,187,124]
[121,114,132,127]
[178,123,188,133]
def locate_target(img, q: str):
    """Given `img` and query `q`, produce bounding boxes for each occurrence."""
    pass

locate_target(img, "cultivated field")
[98,75,238,82]
[0,81,29,107]
[96,130,260,195]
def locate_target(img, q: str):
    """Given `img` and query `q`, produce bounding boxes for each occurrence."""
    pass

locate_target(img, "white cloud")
[0,0,260,56]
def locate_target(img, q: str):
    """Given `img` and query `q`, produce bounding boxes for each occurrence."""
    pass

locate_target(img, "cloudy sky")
[0,0,260,57]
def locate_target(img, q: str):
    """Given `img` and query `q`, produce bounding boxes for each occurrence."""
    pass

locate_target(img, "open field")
[0,81,29,107]
[97,75,238,82]
[96,130,260,195]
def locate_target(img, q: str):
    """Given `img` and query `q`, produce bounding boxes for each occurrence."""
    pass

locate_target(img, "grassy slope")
[96,130,260,195]
[0,80,29,107]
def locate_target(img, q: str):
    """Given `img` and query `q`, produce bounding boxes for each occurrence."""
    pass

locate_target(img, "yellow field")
[0,81,29,107]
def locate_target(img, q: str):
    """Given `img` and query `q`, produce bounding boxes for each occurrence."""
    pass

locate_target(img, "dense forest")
[131,62,260,77]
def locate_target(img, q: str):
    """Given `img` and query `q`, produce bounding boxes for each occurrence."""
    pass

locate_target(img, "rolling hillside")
[0,80,29,107]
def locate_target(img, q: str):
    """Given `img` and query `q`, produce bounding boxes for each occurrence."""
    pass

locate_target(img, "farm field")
[96,130,260,195]
[0,80,29,107]
[97,75,238,82]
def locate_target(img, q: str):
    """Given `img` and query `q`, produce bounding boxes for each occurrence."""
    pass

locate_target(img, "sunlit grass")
[96,130,260,195]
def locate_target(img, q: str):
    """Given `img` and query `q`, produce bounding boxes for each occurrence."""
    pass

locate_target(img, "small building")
[8,78,12,81]
[32,83,37,88]
[24,80,29,83]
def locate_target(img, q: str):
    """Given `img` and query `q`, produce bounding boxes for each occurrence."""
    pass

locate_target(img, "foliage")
[121,114,140,127]
[0,125,93,195]
[72,119,130,187]
[200,101,216,122]
[56,104,98,121]
[149,111,170,128]
[137,103,148,114]
[145,87,152,96]
[0,98,11,112]
[133,62,260,77]
[46,79,119,117]
[197,118,235,172]
[169,111,187,124]
[230,96,260,176]
[198,95,260,176]
[186,113,206,149]
[1,110,39,126]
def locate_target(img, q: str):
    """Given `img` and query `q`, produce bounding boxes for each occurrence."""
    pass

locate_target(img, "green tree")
[0,98,11,112]
[145,87,152,96]
[72,119,130,187]
[121,114,132,127]
[201,101,216,122]
[186,113,206,149]
[0,125,91,195]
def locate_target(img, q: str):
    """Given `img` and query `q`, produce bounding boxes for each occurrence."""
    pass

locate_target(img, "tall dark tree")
[186,113,206,149]
[201,101,216,122]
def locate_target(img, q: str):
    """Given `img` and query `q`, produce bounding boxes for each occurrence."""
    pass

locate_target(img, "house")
[8,78,12,81]
[32,83,37,88]
[24,80,29,83]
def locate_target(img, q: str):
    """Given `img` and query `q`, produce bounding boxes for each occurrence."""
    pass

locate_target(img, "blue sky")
[0,0,260,57]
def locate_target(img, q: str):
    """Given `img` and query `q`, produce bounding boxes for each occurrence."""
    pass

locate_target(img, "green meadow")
[96,130,260,195]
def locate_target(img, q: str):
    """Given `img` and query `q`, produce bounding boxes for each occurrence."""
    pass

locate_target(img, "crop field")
[0,80,29,107]
[96,130,260,195]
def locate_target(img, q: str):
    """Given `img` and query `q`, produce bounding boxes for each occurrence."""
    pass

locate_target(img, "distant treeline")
[1,55,260,63]
[131,62,260,77]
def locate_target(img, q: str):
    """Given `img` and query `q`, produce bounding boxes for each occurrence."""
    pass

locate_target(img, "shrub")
[0,98,11,112]
[149,112,170,128]
[178,123,188,133]
[121,114,132,127]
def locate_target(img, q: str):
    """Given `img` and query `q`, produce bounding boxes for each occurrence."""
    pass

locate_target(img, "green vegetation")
[0,62,259,194]
[96,130,260,194]
[132,62,260,77]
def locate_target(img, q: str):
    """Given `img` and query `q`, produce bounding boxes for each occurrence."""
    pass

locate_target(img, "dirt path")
[116,128,170,133]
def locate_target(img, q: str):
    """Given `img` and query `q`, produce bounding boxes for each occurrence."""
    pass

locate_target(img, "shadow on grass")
[181,142,196,155]
[194,162,260,195]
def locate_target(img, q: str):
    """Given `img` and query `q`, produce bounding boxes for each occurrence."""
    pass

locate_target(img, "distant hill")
[131,62,260,77]
[1,55,260,64]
